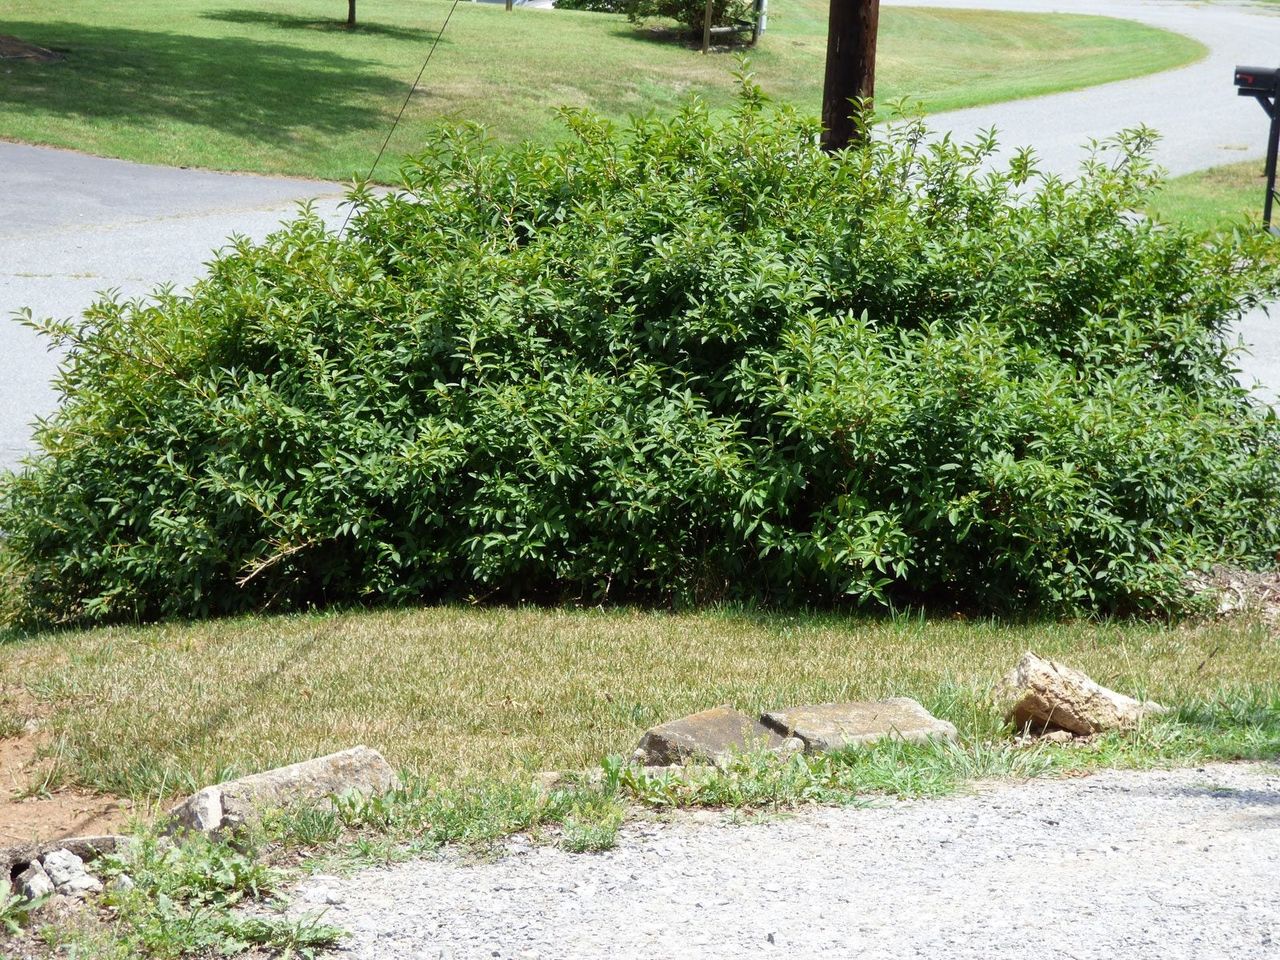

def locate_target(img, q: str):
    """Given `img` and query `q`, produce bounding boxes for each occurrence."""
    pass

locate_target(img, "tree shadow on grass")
[203,8,435,42]
[604,22,755,52]
[0,21,432,144]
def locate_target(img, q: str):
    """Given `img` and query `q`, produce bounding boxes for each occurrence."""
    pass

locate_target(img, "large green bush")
[4,82,1280,625]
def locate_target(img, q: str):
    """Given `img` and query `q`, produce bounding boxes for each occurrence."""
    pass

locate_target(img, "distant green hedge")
[552,0,625,14]
[4,81,1280,625]
[552,0,751,33]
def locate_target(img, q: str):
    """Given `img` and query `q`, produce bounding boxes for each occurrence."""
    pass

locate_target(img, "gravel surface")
[294,762,1280,959]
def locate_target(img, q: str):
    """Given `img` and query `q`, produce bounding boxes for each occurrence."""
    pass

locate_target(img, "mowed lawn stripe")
[1,607,1275,798]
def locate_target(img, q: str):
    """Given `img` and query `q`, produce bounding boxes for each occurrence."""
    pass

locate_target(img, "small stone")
[16,861,54,900]
[996,652,1167,736]
[301,883,344,905]
[1039,729,1076,744]
[635,706,792,765]
[41,849,88,888]
[59,873,105,898]
[761,698,957,753]
[41,849,103,898]
[168,786,224,833]
[108,874,135,893]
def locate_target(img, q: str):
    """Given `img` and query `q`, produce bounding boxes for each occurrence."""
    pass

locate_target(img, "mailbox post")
[1234,65,1280,233]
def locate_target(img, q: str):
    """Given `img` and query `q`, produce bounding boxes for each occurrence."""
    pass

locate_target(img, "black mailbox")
[1236,65,1280,233]
[1236,66,1280,97]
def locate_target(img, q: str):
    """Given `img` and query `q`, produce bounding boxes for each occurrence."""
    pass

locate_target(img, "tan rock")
[634,706,795,766]
[761,698,957,753]
[998,652,1167,736]
[167,746,399,833]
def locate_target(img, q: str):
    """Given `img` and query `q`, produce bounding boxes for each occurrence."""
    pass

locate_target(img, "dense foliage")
[3,81,1279,625]
[552,0,625,14]
[623,0,755,35]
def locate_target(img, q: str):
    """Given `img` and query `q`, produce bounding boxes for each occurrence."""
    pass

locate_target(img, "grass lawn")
[1,607,1276,801]
[3,607,1276,957]
[0,0,1204,180]
[1149,159,1270,233]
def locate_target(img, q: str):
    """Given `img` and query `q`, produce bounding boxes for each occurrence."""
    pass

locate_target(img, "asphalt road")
[2,0,1279,470]
[0,145,345,469]
[895,0,1280,178]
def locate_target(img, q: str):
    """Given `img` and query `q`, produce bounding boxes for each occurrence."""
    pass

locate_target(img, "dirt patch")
[0,696,131,847]
[0,35,63,62]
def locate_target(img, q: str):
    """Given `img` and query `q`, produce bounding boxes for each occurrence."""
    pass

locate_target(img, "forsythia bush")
[4,81,1280,624]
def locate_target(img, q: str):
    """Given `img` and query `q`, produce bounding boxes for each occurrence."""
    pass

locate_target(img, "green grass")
[1149,159,1270,233]
[0,0,1205,179]
[4,605,1277,957]
[2,606,1276,800]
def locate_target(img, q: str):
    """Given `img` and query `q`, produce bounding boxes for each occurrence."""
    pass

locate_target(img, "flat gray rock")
[635,706,794,765]
[761,698,957,752]
[167,746,399,833]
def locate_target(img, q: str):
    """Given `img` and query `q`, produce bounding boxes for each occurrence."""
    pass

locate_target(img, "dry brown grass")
[1,606,1274,799]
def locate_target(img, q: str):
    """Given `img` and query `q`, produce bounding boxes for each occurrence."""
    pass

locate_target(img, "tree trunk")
[820,0,879,151]
[347,0,357,27]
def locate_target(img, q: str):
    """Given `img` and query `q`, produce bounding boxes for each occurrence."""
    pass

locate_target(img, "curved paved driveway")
[893,0,1280,178]
[0,144,345,469]
[3,0,1279,469]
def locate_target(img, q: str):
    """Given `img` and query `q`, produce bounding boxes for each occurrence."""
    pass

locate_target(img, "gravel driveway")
[295,762,1280,960]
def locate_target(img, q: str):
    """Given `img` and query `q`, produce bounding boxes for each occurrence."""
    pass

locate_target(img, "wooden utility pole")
[820,0,879,151]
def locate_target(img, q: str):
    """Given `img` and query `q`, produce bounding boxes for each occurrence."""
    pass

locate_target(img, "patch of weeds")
[561,793,625,853]
[16,756,67,799]
[0,877,48,935]
[265,804,343,850]
[0,708,25,740]
[87,831,342,958]
[332,778,572,849]
[617,739,1003,812]
[1171,689,1280,761]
